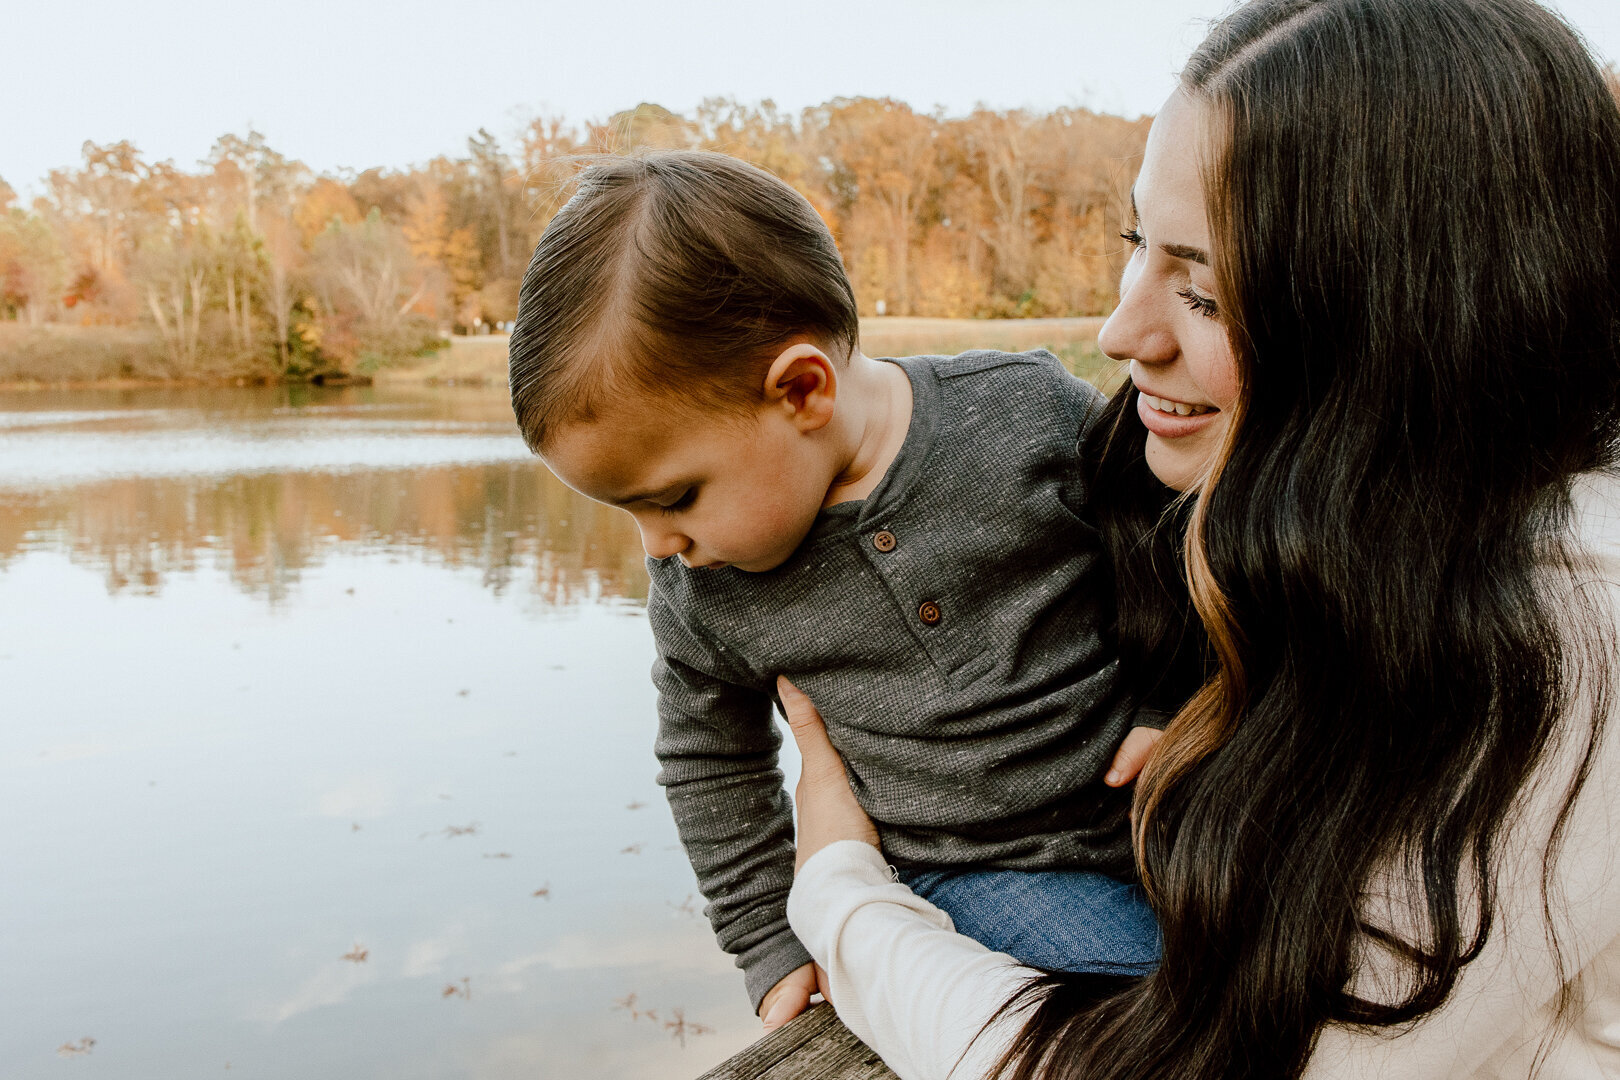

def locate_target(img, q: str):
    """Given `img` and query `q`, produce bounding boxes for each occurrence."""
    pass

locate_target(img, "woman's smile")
[1134,384,1221,437]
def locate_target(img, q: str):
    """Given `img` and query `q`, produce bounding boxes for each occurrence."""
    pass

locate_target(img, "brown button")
[872,530,897,553]
[918,600,942,626]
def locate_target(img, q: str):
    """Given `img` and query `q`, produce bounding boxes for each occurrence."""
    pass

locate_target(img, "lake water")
[0,385,785,1079]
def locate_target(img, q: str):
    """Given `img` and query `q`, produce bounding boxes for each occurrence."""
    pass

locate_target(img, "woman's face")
[1098,90,1239,493]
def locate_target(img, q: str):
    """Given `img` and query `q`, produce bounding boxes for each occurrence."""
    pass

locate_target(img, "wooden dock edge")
[695,1002,898,1080]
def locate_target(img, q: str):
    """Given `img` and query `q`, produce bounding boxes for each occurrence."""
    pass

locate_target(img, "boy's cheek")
[730,533,809,573]
[718,509,815,572]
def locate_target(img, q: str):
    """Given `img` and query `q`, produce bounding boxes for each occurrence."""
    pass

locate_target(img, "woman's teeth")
[1141,393,1214,417]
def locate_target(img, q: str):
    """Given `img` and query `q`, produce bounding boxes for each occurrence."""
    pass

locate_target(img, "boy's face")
[540,394,834,573]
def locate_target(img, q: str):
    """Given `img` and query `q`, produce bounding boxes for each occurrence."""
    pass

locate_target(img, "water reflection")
[0,385,647,605]
[0,387,768,1080]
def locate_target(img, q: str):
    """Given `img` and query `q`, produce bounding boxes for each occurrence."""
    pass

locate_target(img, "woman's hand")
[1105,725,1165,786]
[777,676,881,871]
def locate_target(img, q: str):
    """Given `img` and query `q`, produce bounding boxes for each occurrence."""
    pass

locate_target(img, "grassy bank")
[0,323,442,388]
[372,334,511,386]
[374,317,1122,390]
[861,316,1118,388]
[0,324,176,385]
[0,318,1121,391]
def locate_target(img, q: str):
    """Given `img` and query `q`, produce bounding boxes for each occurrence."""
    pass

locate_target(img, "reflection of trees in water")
[0,461,647,605]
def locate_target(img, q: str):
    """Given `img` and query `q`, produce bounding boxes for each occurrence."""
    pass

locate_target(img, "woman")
[778,1,1620,1077]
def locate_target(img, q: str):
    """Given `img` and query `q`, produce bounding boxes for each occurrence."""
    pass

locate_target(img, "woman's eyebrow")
[1129,190,1210,265]
[1161,243,1209,265]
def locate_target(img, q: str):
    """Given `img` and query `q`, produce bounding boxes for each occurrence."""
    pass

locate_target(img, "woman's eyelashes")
[1120,227,1221,319]
[1176,286,1220,319]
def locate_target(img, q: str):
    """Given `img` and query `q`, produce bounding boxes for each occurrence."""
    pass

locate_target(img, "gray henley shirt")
[648,349,1145,1008]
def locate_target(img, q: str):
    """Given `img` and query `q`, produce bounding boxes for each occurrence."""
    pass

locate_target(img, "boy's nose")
[637,522,690,561]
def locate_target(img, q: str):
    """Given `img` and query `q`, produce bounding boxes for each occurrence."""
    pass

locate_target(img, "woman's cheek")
[1195,328,1241,411]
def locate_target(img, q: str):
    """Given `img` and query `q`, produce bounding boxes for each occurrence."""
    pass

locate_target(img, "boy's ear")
[762,343,837,433]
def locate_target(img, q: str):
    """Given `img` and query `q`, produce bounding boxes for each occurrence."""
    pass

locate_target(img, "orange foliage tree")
[3,100,1148,379]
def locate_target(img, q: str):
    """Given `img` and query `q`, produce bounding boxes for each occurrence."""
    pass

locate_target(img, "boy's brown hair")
[508,150,860,451]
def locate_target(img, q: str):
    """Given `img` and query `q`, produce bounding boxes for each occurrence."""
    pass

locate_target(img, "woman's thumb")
[777,675,881,865]
[777,677,838,768]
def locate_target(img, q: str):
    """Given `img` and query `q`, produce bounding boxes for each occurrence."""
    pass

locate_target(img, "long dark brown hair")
[998,1,1620,1077]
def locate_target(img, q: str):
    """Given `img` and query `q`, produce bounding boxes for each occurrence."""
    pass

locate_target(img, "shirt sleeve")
[649,581,812,1010]
[1039,353,1108,520]
[1132,705,1173,731]
[788,841,1040,1080]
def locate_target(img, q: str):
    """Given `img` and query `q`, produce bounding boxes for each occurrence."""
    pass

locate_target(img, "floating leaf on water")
[56,1037,95,1057]
[664,1008,712,1048]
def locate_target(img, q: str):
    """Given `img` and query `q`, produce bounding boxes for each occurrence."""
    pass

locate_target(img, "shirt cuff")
[790,839,954,972]
[1133,706,1173,731]
[741,927,816,1013]
[792,840,906,897]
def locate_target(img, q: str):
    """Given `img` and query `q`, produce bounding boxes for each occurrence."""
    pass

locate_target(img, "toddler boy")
[508,150,1164,1028]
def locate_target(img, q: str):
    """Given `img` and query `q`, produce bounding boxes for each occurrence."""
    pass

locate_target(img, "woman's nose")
[637,520,690,561]
[1098,256,1178,368]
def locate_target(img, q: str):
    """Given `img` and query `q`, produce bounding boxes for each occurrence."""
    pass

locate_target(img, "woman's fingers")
[1105,725,1165,786]
[778,676,881,870]
[814,962,832,1006]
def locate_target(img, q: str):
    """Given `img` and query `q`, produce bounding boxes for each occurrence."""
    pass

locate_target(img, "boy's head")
[510,151,865,572]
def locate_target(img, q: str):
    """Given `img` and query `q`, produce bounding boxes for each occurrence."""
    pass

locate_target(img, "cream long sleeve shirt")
[787,471,1620,1080]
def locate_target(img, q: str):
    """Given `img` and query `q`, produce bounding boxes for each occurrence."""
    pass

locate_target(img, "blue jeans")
[898,866,1160,975]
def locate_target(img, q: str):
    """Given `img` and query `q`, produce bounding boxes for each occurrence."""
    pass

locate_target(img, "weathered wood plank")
[695,1002,898,1080]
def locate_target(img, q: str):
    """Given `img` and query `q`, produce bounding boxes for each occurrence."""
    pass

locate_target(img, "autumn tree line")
[2,98,1152,380]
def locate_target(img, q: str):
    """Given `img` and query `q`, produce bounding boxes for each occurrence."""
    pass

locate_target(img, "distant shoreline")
[372,317,1113,387]
[0,317,1116,392]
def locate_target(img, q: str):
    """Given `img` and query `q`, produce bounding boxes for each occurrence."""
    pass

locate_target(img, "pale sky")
[5,0,1619,199]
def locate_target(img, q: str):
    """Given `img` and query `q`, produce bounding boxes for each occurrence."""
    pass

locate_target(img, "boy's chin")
[728,556,786,573]
[726,548,797,573]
